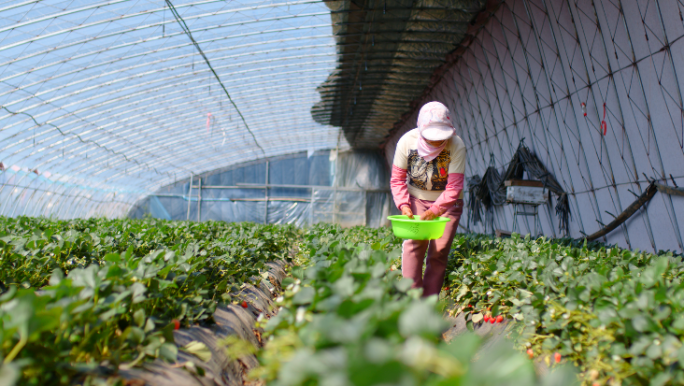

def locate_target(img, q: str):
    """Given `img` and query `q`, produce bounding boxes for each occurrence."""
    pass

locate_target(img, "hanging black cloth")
[501,141,570,232]
[467,159,506,227]
[468,140,571,233]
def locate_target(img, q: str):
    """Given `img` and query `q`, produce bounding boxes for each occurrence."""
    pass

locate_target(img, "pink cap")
[417,101,455,141]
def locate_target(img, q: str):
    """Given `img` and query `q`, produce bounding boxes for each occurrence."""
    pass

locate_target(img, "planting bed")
[0,217,297,385]
[443,234,684,386]
[1,217,679,386]
[250,225,575,386]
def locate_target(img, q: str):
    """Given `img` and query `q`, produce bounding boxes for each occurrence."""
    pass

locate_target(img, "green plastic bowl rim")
[387,215,451,223]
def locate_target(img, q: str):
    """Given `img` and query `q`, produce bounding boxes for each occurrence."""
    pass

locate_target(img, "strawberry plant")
[0,217,298,385]
[445,233,684,385]
[251,225,577,386]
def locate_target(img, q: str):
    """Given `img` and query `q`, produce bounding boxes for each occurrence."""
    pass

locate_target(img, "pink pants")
[402,196,463,296]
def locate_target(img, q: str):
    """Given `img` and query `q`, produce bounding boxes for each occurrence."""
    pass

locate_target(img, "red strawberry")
[172,319,180,330]
[554,352,561,363]
[490,317,496,324]
[527,349,534,359]
[483,315,490,322]
[496,315,504,323]
[241,301,248,309]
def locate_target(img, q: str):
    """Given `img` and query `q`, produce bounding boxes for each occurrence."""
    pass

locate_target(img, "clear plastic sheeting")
[130,150,391,227]
[0,0,348,218]
[0,164,131,218]
[385,0,684,253]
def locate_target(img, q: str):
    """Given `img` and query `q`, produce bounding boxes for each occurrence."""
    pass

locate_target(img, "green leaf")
[646,342,662,359]
[182,341,212,362]
[127,327,145,345]
[131,282,146,303]
[134,309,146,327]
[398,301,445,337]
[677,346,684,368]
[650,372,671,386]
[144,318,155,333]
[159,343,178,363]
[104,253,121,263]
[632,315,657,333]
[292,286,315,305]
[395,278,413,293]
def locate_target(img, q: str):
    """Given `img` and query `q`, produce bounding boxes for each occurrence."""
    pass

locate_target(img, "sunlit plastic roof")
[0,0,347,217]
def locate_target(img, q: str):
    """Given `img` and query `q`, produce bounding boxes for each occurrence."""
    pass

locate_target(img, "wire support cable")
[164,0,265,156]
[0,105,176,179]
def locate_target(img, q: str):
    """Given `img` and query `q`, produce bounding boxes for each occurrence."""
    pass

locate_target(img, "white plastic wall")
[386,0,684,253]
[130,150,391,227]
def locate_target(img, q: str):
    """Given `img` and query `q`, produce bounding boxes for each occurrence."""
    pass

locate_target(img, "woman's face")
[425,139,446,147]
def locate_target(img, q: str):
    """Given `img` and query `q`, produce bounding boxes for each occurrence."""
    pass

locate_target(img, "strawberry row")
[0,217,298,386]
[250,224,578,386]
[444,233,684,386]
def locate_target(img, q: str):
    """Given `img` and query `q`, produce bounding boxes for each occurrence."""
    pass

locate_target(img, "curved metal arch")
[0,172,141,219]
[15,181,122,218]
[0,61,336,171]
[0,3,332,55]
[0,1,41,13]
[59,103,333,176]
[0,139,166,191]
[0,17,332,71]
[0,27,334,86]
[36,116,328,187]
[47,130,339,195]
[52,98,332,169]
[1,41,336,104]
[2,56,336,122]
[0,65,336,154]
[25,83,328,166]
[0,72,334,167]
[106,125,341,185]
[0,164,151,203]
[0,0,361,219]
[2,74,334,179]
[9,106,338,193]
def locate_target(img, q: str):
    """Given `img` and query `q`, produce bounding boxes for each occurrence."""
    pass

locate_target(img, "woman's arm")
[429,173,464,215]
[390,135,413,217]
[390,165,411,211]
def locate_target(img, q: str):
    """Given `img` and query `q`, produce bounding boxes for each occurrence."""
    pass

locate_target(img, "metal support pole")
[512,203,542,237]
[263,161,269,224]
[309,187,315,226]
[363,191,368,227]
[186,174,193,221]
[332,154,338,225]
[197,177,202,222]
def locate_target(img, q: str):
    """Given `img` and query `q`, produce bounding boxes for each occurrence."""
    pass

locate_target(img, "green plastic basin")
[387,215,451,240]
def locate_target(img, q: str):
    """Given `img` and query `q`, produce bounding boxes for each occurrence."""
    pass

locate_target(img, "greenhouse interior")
[1,0,684,385]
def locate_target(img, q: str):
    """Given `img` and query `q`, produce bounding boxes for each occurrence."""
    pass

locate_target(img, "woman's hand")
[401,206,414,219]
[420,209,438,221]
